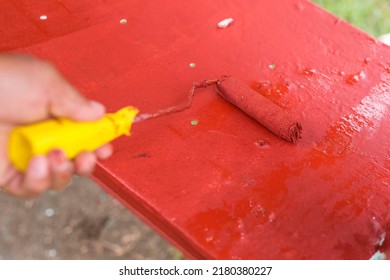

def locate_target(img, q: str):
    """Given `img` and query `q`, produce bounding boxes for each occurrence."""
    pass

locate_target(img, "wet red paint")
[251,81,290,101]
[346,71,366,85]
[2,0,389,259]
[303,68,317,76]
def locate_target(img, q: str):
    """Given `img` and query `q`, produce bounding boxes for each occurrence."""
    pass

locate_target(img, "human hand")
[0,54,113,198]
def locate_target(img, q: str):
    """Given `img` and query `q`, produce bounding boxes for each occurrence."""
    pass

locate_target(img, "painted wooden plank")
[2,0,389,259]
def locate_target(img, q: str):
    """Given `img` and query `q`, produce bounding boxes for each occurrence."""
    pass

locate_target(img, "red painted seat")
[2,0,389,259]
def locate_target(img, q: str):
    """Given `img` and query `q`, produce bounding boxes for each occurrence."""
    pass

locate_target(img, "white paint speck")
[217,18,234,29]
[40,15,47,21]
[189,63,196,68]
[45,208,55,217]
[48,249,57,257]
[269,64,276,69]
[120,19,127,24]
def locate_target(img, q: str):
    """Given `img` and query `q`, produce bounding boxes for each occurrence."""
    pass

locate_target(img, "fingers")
[23,156,51,196]
[74,151,97,175]
[2,174,25,197]
[1,147,113,197]
[1,143,112,198]
[46,68,105,121]
[42,62,106,121]
[0,55,105,124]
[3,156,51,198]
[94,144,113,160]
[49,89,106,122]
[48,150,74,191]
[75,144,114,175]
[0,125,51,197]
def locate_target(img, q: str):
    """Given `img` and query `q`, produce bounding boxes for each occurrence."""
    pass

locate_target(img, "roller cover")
[216,75,302,143]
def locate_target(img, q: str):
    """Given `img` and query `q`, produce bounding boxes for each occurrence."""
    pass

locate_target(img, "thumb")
[49,83,106,122]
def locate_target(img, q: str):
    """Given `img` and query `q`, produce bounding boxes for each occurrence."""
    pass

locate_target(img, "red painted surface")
[2,0,390,259]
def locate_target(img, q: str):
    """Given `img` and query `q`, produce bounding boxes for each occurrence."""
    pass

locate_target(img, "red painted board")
[1,0,390,259]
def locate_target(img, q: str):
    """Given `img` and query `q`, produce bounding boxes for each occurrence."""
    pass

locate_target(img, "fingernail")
[50,150,70,172]
[29,156,49,179]
[97,146,113,160]
[83,162,95,175]
[76,154,96,175]
[89,101,105,115]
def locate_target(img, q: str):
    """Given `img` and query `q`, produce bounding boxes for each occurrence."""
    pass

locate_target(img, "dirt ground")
[0,176,182,260]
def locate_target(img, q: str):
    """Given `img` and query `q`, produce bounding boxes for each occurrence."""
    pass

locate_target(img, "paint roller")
[8,76,302,172]
[134,75,302,142]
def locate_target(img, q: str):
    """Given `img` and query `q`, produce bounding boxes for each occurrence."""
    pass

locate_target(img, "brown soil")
[0,176,182,259]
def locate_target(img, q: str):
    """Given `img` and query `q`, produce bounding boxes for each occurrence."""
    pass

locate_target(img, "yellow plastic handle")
[8,106,139,172]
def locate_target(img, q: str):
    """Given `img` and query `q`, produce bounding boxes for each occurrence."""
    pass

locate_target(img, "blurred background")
[0,0,389,259]
[314,0,389,37]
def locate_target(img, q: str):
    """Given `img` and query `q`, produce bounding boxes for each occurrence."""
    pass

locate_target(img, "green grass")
[312,0,390,37]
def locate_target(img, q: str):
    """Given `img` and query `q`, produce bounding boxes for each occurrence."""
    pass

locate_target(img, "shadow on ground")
[0,176,182,259]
